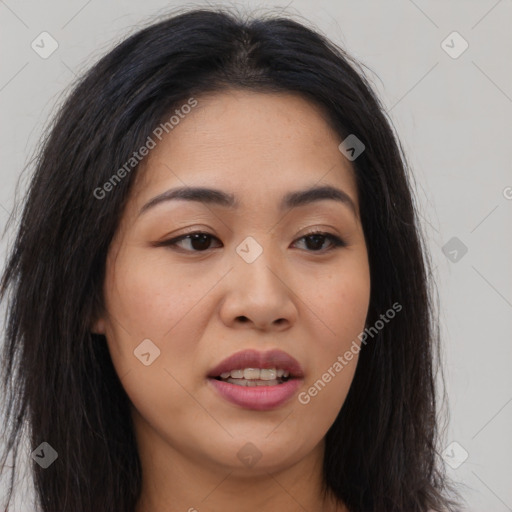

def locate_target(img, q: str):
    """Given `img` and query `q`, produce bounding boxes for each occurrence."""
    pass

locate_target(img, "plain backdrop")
[1,1,511,510]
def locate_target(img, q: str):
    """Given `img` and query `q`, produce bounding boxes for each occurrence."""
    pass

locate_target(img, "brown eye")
[293,232,347,252]
[161,233,221,252]
[184,233,217,251]
[156,231,346,254]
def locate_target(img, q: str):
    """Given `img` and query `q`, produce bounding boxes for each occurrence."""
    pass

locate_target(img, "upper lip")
[207,349,304,378]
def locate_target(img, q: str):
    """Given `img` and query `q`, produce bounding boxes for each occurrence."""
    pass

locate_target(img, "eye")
[293,230,347,252]
[154,230,346,253]
[155,232,222,252]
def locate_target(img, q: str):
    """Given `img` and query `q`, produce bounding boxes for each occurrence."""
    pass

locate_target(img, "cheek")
[102,252,226,398]
[101,256,209,429]
[104,253,217,341]
[301,264,371,348]
[293,264,369,419]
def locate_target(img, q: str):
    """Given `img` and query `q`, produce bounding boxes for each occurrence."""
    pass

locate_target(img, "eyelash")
[155,230,347,254]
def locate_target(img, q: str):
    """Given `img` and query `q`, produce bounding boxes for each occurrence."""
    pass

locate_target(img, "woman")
[0,6,460,512]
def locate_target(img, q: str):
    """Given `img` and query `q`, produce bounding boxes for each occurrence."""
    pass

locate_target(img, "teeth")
[217,368,290,380]
[260,369,277,380]
[224,378,280,387]
[243,368,260,380]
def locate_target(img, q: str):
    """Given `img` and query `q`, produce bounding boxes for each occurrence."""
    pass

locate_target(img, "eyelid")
[153,228,347,253]
[151,229,221,251]
[293,230,347,251]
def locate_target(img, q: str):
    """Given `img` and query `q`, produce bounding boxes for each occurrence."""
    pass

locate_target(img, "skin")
[92,89,371,512]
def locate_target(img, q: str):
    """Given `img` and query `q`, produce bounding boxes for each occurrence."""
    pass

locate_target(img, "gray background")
[1,0,511,510]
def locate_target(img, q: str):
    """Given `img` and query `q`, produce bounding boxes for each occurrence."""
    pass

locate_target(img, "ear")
[91,317,106,335]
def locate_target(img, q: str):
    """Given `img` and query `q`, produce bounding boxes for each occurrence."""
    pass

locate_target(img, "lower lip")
[207,378,302,411]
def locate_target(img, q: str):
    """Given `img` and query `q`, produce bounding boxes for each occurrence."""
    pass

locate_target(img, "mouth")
[207,349,304,410]
[211,367,294,387]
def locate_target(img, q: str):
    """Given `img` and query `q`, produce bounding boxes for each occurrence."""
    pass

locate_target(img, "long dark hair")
[1,6,460,511]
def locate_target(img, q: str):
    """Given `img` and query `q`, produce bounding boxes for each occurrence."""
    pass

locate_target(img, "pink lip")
[207,349,304,378]
[207,349,305,411]
[208,377,302,411]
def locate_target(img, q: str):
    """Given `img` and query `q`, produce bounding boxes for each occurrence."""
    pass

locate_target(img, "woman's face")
[93,89,370,475]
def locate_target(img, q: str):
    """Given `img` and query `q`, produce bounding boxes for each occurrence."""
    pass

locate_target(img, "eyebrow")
[138,184,357,217]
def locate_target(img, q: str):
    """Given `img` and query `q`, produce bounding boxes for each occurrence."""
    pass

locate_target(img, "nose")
[218,244,298,332]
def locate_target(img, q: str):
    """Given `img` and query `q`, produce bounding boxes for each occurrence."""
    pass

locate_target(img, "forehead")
[130,89,359,215]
